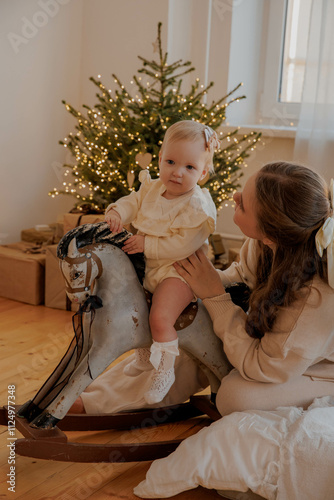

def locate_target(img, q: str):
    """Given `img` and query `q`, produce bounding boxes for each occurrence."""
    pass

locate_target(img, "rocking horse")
[0,222,248,463]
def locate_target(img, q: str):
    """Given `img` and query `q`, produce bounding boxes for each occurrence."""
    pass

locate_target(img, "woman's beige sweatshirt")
[203,238,334,383]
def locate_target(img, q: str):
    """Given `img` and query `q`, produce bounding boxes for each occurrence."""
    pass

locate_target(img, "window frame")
[260,0,301,126]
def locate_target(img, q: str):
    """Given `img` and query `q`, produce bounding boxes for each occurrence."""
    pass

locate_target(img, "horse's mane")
[57,221,145,284]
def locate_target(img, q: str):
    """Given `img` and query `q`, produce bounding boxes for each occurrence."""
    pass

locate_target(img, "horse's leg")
[29,343,127,428]
[181,351,221,396]
[17,316,92,422]
[177,304,233,399]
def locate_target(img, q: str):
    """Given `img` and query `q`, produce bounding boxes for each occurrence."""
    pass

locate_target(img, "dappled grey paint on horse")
[18,222,231,429]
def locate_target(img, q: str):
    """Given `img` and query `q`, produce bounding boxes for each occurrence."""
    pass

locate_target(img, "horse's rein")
[61,246,103,295]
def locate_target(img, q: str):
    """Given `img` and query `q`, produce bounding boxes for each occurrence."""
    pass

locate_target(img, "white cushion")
[134,407,297,499]
[134,397,334,499]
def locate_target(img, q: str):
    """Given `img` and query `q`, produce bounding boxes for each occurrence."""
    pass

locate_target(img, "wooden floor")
[0,297,226,500]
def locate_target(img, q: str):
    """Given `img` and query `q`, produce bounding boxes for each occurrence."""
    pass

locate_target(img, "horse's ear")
[67,238,80,258]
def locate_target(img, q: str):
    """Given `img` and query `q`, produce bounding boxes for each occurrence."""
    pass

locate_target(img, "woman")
[70,162,334,416]
[175,162,334,415]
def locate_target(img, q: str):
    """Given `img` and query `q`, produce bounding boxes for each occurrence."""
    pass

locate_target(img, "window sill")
[222,124,297,139]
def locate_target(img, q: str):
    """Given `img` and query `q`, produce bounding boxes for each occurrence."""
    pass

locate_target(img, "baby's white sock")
[144,339,179,405]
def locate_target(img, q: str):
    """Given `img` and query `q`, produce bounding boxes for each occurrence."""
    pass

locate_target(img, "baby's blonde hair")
[161,120,219,174]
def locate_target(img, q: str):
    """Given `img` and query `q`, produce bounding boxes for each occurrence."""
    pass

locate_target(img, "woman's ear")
[262,237,275,249]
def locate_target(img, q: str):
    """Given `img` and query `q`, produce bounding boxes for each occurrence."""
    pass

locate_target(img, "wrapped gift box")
[209,233,226,257]
[62,213,105,235]
[44,244,78,311]
[0,242,46,305]
[228,247,241,265]
[21,223,63,245]
[61,213,135,236]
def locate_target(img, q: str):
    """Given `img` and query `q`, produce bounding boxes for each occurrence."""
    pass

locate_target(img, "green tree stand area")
[50,23,262,213]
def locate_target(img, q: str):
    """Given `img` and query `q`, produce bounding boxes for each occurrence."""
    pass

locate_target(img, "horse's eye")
[74,272,81,279]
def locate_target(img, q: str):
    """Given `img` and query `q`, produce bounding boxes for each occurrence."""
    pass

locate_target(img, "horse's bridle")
[61,245,103,295]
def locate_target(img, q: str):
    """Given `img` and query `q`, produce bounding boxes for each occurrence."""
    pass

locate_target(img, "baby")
[105,120,219,404]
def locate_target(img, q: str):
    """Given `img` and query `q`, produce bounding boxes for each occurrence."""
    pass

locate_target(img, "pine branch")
[52,22,262,211]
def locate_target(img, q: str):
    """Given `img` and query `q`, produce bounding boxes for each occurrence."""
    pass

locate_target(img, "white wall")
[227,0,265,126]
[80,0,169,104]
[1,0,85,244]
[1,0,296,245]
[0,0,168,244]
[216,134,295,238]
[167,0,232,102]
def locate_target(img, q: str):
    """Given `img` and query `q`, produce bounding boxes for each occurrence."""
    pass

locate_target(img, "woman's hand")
[123,234,145,254]
[174,249,225,299]
[105,209,123,233]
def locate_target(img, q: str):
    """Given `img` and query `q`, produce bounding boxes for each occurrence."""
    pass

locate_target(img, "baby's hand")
[122,235,145,254]
[105,209,123,233]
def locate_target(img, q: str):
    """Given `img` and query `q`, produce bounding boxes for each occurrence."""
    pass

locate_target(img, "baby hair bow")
[204,126,221,152]
[315,179,334,288]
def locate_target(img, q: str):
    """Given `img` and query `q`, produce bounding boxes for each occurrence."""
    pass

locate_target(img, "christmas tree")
[50,23,261,212]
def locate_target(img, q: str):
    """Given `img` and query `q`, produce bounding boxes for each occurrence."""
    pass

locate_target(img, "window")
[260,0,312,125]
[169,0,313,129]
[280,0,312,103]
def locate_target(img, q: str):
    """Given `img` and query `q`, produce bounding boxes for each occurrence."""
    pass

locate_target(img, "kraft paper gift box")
[228,247,241,265]
[21,223,64,245]
[44,244,78,312]
[62,213,105,235]
[0,242,46,305]
[61,213,135,236]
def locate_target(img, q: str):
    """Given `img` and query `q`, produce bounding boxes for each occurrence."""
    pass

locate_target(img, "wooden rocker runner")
[0,222,249,463]
[0,396,220,463]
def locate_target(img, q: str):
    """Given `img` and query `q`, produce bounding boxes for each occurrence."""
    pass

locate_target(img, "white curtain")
[294,0,334,182]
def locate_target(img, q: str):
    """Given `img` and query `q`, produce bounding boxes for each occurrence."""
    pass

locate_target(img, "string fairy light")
[51,24,261,211]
